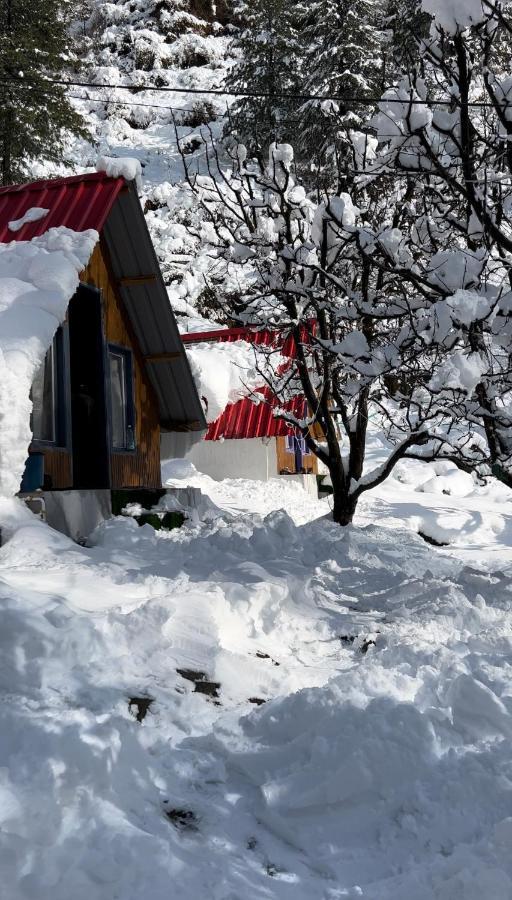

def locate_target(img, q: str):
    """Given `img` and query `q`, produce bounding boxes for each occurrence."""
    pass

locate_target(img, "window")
[31,330,65,444]
[108,346,135,450]
[285,434,310,455]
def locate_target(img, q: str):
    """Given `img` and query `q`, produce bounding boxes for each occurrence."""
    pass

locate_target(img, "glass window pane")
[109,352,127,449]
[31,346,55,442]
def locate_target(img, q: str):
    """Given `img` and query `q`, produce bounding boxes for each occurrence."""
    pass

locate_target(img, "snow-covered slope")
[2,467,512,899]
[55,0,234,330]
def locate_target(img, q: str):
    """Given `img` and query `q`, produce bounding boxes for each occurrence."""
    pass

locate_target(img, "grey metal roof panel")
[102,182,206,433]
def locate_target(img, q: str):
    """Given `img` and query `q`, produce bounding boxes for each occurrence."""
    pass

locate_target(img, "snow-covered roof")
[0,171,125,242]
[182,327,307,440]
[0,172,205,499]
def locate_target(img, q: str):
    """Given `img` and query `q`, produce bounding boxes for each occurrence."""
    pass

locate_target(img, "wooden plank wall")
[40,448,73,490]
[81,242,162,489]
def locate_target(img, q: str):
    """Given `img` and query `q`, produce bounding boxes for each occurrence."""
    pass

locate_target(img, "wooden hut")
[0,172,206,536]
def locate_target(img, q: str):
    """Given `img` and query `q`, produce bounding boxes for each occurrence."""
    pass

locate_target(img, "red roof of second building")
[0,172,125,243]
[182,326,307,440]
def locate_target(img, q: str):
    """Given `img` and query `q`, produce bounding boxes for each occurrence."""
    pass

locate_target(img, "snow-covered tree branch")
[176,127,495,524]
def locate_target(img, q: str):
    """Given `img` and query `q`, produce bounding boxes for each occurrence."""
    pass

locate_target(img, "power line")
[14,89,449,138]
[1,75,500,109]
[67,92,225,116]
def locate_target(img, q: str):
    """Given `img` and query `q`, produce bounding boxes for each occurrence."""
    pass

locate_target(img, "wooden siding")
[81,242,162,489]
[38,447,73,490]
[276,436,318,476]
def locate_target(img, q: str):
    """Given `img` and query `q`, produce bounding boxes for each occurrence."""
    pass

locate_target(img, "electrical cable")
[0,75,501,109]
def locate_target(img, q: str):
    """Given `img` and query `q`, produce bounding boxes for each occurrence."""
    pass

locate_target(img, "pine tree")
[296,0,385,191]
[383,0,430,72]
[0,0,87,185]
[226,0,302,154]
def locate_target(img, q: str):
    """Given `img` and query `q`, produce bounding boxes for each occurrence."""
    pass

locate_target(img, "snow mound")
[161,457,200,482]
[185,339,275,423]
[8,207,49,232]
[96,155,142,189]
[0,228,98,498]
[2,493,512,897]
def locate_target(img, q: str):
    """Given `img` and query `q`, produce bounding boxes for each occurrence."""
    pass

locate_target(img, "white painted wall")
[185,437,278,481]
[182,438,319,497]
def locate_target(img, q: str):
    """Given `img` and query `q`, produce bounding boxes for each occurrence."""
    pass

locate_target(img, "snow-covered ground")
[2,451,512,899]
[7,4,512,893]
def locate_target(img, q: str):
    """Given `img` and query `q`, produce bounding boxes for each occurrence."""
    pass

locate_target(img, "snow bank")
[2,482,512,898]
[185,339,275,423]
[0,228,98,498]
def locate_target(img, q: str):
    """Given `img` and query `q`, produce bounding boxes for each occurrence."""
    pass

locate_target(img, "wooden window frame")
[106,343,137,454]
[31,326,70,451]
[285,433,311,456]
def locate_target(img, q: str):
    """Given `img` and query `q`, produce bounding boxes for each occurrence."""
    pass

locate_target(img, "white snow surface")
[185,339,277,423]
[0,227,98,496]
[12,7,512,897]
[3,440,512,898]
[8,207,50,232]
[96,155,142,189]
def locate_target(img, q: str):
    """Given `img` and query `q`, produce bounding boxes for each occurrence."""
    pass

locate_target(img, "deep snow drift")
[2,461,512,899]
[0,228,98,497]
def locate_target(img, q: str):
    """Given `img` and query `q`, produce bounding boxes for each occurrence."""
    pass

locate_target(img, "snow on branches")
[175,123,493,523]
[364,0,512,488]
[170,2,512,523]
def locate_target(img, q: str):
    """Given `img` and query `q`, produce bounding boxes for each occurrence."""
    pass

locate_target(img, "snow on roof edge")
[0,227,99,502]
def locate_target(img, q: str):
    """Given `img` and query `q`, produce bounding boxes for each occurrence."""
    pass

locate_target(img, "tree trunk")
[330,467,358,526]
[2,108,13,186]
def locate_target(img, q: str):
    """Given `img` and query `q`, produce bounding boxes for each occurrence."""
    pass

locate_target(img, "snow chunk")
[161,458,198,482]
[426,250,483,293]
[0,227,98,498]
[186,340,274,423]
[447,674,512,741]
[312,194,358,249]
[268,143,294,168]
[446,289,491,326]
[350,129,378,169]
[96,155,142,189]
[335,330,370,358]
[8,207,49,233]
[429,349,485,394]
[373,82,433,142]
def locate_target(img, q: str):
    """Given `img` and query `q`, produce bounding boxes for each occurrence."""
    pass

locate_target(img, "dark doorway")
[68,284,110,489]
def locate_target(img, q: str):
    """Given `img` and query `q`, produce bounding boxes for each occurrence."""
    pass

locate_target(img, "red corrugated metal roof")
[182,327,306,440]
[0,172,125,243]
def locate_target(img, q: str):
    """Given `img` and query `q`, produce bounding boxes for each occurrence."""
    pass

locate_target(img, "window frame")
[285,433,310,456]
[106,343,136,453]
[30,326,69,449]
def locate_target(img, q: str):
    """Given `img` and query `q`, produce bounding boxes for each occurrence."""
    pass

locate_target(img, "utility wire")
[9,87,454,139]
[0,75,501,109]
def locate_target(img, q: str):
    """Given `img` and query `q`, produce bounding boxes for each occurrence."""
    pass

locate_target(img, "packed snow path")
[2,476,512,898]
